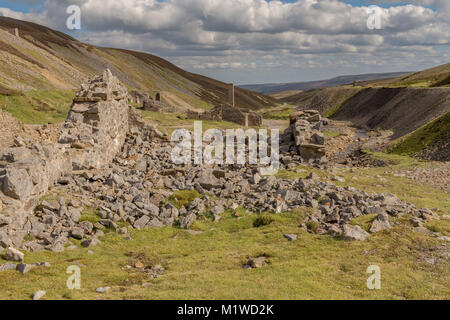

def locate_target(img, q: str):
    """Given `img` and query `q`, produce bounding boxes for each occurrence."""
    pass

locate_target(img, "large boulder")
[1,168,33,200]
[370,213,392,233]
[342,224,370,241]
[3,247,24,261]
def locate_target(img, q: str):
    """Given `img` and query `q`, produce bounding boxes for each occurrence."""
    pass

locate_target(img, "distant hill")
[240,72,412,94]
[363,63,450,88]
[0,16,276,119]
[273,63,450,160]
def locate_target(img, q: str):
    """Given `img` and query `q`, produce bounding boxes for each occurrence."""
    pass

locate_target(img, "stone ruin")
[0,70,165,249]
[187,105,263,127]
[187,83,263,127]
[129,90,180,114]
[280,110,327,165]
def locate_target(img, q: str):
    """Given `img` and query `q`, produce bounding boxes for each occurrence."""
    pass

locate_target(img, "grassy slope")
[360,63,450,88]
[0,16,277,124]
[0,89,75,124]
[389,111,450,156]
[0,153,448,300]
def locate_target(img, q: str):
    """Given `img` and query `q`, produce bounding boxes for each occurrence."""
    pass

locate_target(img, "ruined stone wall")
[186,105,260,127]
[281,110,327,164]
[246,112,263,127]
[0,70,150,248]
[59,70,130,170]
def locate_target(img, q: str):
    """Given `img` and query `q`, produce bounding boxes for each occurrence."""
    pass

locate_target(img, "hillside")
[240,72,411,94]
[273,63,450,160]
[367,63,450,88]
[332,87,450,139]
[389,111,450,161]
[0,16,276,123]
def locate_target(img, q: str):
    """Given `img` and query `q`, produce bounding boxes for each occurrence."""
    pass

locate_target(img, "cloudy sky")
[0,0,449,84]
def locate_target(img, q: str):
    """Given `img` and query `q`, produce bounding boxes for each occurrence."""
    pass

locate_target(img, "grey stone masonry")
[59,69,130,170]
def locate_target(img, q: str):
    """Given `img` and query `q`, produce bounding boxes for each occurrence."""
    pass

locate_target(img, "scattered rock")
[369,213,391,233]
[32,290,46,301]
[284,234,298,241]
[245,257,267,269]
[342,225,370,241]
[95,286,111,293]
[81,238,101,248]
[16,263,34,274]
[3,247,24,261]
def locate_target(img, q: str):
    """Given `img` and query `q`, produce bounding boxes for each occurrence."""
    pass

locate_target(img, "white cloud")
[0,0,449,83]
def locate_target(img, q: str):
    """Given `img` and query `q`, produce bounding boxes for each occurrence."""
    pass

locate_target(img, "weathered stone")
[369,213,391,233]
[16,263,34,274]
[133,216,150,230]
[211,204,225,216]
[95,286,111,293]
[247,257,266,268]
[32,290,46,301]
[81,238,101,248]
[0,263,17,272]
[99,219,117,231]
[342,225,370,241]
[1,168,33,200]
[284,234,298,241]
[180,213,197,229]
[147,218,164,228]
[3,247,24,261]
[70,227,84,240]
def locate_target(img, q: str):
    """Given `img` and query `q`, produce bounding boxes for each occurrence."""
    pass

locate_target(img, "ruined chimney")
[228,83,235,107]
[14,28,19,37]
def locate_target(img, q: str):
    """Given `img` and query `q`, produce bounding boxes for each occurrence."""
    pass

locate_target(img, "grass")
[141,110,241,135]
[323,131,341,138]
[389,111,450,156]
[169,190,202,208]
[1,206,448,300]
[262,105,295,120]
[0,89,75,124]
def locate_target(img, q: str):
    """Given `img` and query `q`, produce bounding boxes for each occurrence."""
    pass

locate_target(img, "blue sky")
[0,0,449,84]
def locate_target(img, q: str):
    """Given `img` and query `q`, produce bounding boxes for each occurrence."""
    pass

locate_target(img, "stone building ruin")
[0,70,166,248]
[187,83,263,127]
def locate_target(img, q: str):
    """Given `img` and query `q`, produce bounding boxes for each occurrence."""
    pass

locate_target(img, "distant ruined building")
[187,83,263,127]
[129,90,179,113]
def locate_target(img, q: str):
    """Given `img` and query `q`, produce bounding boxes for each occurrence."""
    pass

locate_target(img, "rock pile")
[22,126,437,250]
[281,110,328,165]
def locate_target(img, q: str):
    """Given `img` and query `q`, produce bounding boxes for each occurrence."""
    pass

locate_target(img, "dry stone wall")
[0,70,164,248]
[59,69,130,170]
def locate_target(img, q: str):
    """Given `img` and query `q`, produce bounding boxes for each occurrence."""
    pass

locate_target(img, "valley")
[0,17,448,301]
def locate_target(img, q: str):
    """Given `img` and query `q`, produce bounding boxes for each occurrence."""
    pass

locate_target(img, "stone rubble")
[0,71,443,253]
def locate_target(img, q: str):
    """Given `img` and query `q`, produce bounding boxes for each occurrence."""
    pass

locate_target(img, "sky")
[0,0,449,84]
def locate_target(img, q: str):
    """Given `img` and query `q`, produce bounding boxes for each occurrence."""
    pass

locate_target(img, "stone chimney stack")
[228,83,235,107]
[14,28,19,37]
